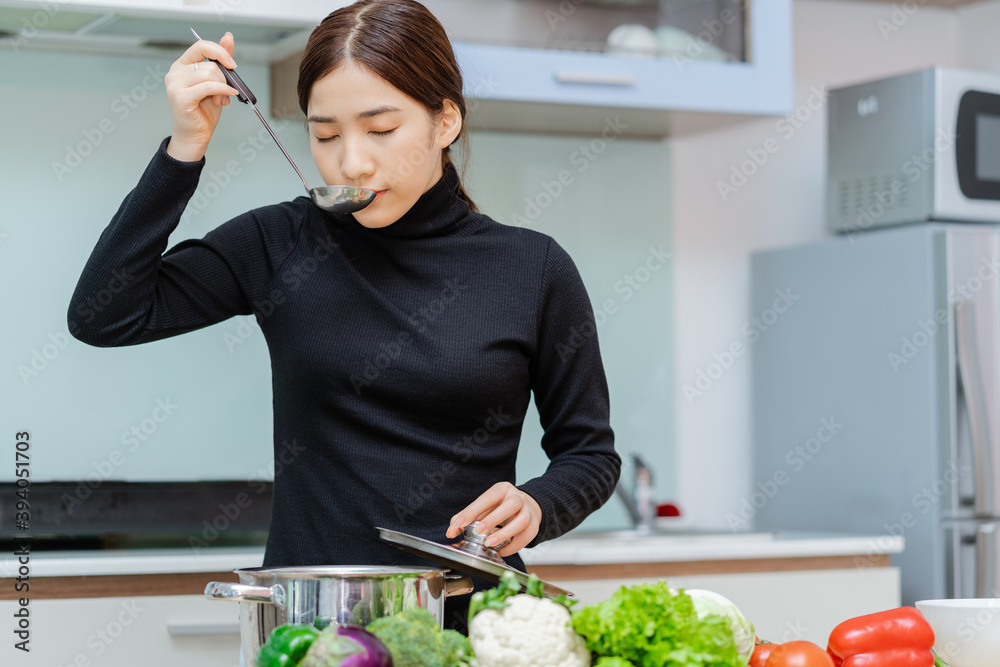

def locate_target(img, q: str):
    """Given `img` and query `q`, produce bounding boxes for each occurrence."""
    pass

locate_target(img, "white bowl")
[915,599,1000,667]
[606,24,659,59]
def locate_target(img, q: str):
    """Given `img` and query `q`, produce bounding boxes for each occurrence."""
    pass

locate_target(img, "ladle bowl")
[309,185,378,214]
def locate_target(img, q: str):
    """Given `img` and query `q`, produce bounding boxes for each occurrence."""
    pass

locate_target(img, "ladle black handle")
[189,28,256,105]
[209,59,255,105]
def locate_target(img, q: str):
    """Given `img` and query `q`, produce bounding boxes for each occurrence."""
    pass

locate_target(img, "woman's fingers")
[178,37,237,69]
[167,33,237,97]
[496,514,535,557]
[490,510,530,546]
[219,31,235,58]
[476,497,524,539]
[446,483,509,538]
[484,497,539,548]
[445,482,541,556]
[183,80,239,104]
[163,32,236,160]
[167,60,237,101]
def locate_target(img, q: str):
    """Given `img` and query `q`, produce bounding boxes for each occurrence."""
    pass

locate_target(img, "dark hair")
[298,0,477,212]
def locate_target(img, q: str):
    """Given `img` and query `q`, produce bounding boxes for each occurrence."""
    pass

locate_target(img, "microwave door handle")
[976,523,999,597]
[955,301,1000,516]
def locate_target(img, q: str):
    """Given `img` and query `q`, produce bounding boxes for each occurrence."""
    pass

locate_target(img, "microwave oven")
[827,67,1000,234]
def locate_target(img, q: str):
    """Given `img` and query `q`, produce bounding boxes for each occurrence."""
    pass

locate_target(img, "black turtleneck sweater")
[69,137,620,576]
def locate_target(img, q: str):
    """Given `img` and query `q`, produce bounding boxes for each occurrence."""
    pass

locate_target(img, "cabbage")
[572,582,748,667]
[684,589,755,662]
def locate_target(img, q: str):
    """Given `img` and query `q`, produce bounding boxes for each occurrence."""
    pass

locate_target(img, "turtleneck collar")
[329,162,473,240]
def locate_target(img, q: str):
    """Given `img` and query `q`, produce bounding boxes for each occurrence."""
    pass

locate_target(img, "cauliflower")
[469,593,591,667]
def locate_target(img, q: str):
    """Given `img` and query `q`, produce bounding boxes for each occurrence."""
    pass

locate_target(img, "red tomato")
[750,642,777,667]
[765,641,836,667]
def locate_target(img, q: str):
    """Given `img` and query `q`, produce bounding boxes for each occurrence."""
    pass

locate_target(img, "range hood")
[0,0,348,62]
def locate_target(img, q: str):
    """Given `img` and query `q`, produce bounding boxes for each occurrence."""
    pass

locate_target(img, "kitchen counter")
[0,544,265,600]
[0,544,266,579]
[520,529,902,581]
[522,529,902,565]
[0,530,902,598]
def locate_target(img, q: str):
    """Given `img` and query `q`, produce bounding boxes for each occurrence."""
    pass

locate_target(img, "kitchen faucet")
[615,450,656,532]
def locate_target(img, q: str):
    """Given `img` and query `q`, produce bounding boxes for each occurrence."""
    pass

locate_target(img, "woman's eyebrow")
[307,105,402,124]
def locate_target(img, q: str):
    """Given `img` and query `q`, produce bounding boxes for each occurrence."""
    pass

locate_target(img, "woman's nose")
[339,135,375,183]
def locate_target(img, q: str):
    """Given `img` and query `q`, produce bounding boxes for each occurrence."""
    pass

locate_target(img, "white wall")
[959,0,1000,68]
[0,49,292,482]
[464,134,672,531]
[670,0,966,529]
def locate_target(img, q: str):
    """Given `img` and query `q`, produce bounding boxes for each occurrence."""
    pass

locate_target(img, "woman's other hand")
[165,31,240,162]
[446,482,541,557]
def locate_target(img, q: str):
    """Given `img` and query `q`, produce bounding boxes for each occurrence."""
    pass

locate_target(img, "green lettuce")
[571,581,748,667]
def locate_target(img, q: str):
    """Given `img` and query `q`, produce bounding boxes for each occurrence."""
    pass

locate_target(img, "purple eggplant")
[299,624,393,667]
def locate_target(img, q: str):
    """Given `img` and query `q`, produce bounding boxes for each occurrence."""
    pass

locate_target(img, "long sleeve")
[518,239,620,546]
[68,137,305,347]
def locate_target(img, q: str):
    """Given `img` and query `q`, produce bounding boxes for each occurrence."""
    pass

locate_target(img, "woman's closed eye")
[316,128,395,142]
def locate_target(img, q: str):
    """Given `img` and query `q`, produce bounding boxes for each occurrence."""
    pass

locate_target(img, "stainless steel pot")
[205,565,473,666]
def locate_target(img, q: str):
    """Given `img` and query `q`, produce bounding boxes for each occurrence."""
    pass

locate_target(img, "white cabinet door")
[1,594,241,667]
[454,1,792,116]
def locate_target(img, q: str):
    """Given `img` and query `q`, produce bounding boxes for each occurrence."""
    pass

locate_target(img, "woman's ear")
[438,99,463,148]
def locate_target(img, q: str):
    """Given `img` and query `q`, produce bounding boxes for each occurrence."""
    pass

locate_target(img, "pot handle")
[204,581,287,607]
[444,574,474,597]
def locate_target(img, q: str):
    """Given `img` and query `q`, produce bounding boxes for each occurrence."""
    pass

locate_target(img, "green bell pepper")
[256,624,319,667]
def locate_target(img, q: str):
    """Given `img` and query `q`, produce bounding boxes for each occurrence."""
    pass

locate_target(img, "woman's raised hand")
[165,32,240,162]
[446,482,542,558]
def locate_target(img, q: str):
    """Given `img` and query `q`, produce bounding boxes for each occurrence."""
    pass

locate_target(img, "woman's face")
[307,61,462,229]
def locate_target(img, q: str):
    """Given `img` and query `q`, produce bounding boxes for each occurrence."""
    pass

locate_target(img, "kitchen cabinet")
[449,1,793,136]
[2,0,792,137]
[0,0,342,62]
[5,595,241,666]
[0,546,260,666]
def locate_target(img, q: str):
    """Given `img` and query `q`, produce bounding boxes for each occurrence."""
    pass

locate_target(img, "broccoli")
[366,608,473,667]
[438,627,474,666]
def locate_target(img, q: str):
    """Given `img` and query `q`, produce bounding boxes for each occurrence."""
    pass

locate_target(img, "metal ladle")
[190,29,376,214]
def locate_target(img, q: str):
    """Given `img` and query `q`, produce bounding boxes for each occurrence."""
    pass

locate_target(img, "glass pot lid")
[376,522,573,598]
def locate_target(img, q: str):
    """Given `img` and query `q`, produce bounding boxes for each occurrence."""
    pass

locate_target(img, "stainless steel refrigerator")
[750,223,1000,605]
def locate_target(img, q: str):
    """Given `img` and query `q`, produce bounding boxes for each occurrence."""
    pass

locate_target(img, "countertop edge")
[0,533,904,578]
[0,546,266,578]
[520,534,905,566]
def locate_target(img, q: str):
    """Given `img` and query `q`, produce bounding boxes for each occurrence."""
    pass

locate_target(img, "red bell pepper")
[827,607,935,667]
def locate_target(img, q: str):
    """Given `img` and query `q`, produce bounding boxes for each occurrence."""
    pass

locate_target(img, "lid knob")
[454,521,509,565]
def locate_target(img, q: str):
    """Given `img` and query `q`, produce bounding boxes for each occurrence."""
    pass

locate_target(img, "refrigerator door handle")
[955,301,1000,516]
[976,523,999,598]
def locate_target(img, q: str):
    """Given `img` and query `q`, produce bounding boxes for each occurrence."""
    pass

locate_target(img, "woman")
[69,0,619,635]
